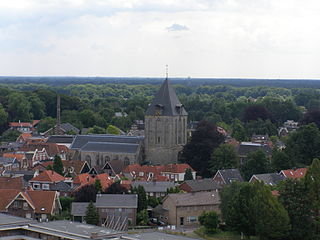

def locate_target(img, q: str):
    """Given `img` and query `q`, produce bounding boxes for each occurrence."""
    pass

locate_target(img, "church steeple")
[145,78,187,116]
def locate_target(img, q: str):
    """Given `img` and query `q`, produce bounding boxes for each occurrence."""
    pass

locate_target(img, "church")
[69,78,188,166]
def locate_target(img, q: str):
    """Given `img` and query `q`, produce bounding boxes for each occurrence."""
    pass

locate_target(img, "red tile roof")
[30,170,65,183]
[9,122,32,127]
[281,168,307,179]
[0,176,25,190]
[73,173,113,190]
[17,133,32,141]
[32,120,40,127]
[122,163,195,181]
[0,189,58,214]
[20,142,68,157]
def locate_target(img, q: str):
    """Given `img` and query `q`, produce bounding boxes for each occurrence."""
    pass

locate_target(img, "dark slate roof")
[49,181,73,192]
[60,123,80,134]
[103,160,126,174]
[237,142,272,156]
[0,157,17,165]
[95,194,138,208]
[166,191,220,206]
[70,135,144,150]
[71,202,90,216]
[3,170,36,182]
[132,181,176,193]
[218,169,244,185]
[251,173,286,186]
[145,79,187,116]
[46,135,75,144]
[80,142,139,154]
[182,178,222,192]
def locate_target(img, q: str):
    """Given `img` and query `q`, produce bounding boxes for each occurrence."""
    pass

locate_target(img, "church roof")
[145,79,187,116]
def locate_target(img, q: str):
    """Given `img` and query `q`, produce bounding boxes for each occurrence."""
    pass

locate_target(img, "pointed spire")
[145,73,187,116]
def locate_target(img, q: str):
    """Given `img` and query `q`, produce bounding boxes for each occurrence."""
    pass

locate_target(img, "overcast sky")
[1,0,320,78]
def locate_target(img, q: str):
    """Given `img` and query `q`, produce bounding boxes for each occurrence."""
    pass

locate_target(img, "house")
[20,142,69,160]
[213,169,244,186]
[72,173,113,191]
[160,191,220,227]
[0,142,23,153]
[0,189,61,220]
[71,194,138,227]
[237,142,272,164]
[16,133,32,144]
[179,178,222,193]
[249,173,286,186]
[0,157,20,172]
[35,160,90,177]
[0,176,26,190]
[43,122,80,137]
[278,120,299,137]
[122,163,195,182]
[132,181,176,197]
[280,168,307,179]
[29,170,65,190]
[2,152,28,169]
[9,121,33,133]
[49,181,74,197]
[251,134,269,144]
[1,170,39,182]
[102,160,126,177]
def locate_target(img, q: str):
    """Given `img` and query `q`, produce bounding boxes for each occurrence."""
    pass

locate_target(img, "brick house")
[160,191,220,227]
[29,170,65,191]
[2,153,28,169]
[71,194,138,229]
[179,178,222,193]
[0,189,61,221]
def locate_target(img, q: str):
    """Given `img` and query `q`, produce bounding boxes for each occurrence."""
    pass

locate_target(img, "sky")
[0,0,320,78]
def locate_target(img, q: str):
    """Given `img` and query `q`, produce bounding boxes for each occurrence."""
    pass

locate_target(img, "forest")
[0,77,320,138]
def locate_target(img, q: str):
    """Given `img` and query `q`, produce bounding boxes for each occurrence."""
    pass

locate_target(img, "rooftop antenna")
[166,64,168,80]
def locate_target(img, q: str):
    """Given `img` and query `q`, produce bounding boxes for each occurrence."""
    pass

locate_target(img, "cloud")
[166,23,189,31]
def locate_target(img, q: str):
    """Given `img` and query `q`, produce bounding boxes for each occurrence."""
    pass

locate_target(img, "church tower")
[144,78,188,165]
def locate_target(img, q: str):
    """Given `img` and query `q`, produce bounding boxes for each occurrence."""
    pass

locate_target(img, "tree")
[184,168,194,181]
[231,118,247,141]
[285,123,320,166]
[132,185,147,212]
[7,92,32,121]
[305,158,320,236]
[210,144,238,174]
[137,209,148,225]
[60,196,74,212]
[166,186,182,193]
[240,150,270,181]
[29,94,45,120]
[1,130,20,142]
[271,149,292,171]
[37,117,56,133]
[301,109,320,128]
[106,124,121,135]
[179,120,225,177]
[246,119,277,137]
[243,105,271,122]
[227,182,290,239]
[46,164,53,170]
[73,184,97,202]
[279,179,314,240]
[85,201,99,225]
[53,155,64,176]
[94,179,102,193]
[0,104,8,130]
[105,181,128,194]
[198,211,219,233]
[87,125,106,134]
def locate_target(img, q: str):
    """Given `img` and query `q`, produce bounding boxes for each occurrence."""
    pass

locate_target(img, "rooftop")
[165,191,220,207]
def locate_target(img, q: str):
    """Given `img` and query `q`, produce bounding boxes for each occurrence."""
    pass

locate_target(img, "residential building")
[145,78,188,165]
[72,173,113,191]
[132,181,176,197]
[179,178,222,193]
[0,190,61,220]
[213,169,244,186]
[0,157,20,172]
[43,122,80,137]
[236,142,272,164]
[29,170,65,190]
[2,153,28,169]
[249,173,286,186]
[160,191,220,227]
[71,194,138,227]
[0,176,26,190]
[280,168,307,179]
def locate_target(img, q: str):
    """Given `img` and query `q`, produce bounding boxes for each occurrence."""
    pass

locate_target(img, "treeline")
[0,82,320,136]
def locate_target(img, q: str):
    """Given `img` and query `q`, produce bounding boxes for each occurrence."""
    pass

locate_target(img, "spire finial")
[166,64,168,80]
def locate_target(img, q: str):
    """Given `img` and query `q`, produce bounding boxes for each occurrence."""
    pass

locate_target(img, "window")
[139,172,144,177]
[13,201,20,208]
[42,184,49,190]
[23,202,29,210]
[157,137,161,144]
[33,183,40,190]
[187,216,197,223]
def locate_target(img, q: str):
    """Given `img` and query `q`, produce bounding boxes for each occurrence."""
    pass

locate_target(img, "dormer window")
[176,104,183,114]
[155,104,164,116]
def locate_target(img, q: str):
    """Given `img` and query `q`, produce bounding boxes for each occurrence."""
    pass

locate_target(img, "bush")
[198,211,219,233]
